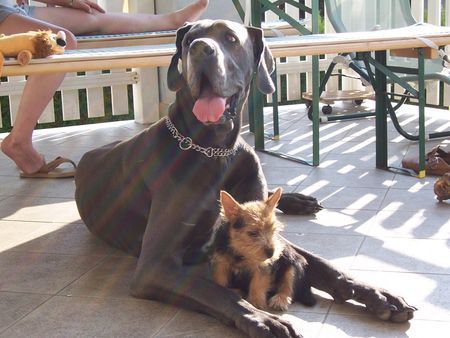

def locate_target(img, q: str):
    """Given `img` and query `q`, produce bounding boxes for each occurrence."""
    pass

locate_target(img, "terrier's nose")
[265,247,274,258]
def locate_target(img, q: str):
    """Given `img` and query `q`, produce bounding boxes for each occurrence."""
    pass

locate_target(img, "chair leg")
[418,48,426,178]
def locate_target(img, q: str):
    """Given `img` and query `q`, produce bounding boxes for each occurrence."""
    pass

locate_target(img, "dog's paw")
[277,192,323,215]
[367,289,417,323]
[269,294,292,311]
[235,306,303,338]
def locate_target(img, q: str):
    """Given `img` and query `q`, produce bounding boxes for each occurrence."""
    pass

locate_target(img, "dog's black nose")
[190,39,215,56]
[57,38,66,47]
[265,247,274,258]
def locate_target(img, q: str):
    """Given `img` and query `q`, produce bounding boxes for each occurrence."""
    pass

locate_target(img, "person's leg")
[0,14,76,174]
[32,0,209,35]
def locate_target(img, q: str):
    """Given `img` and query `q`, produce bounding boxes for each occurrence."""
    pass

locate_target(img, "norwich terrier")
[211,187,316,311]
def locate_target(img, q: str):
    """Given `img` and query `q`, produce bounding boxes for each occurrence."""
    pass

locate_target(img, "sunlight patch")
[287,174,308,185]
[338,165,355,174]
[347,193,377,209]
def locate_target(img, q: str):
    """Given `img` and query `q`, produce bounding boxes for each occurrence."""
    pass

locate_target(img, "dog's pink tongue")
[193,91,226,123]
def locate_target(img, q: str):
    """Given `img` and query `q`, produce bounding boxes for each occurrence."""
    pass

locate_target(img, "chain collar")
[165,116,237,158]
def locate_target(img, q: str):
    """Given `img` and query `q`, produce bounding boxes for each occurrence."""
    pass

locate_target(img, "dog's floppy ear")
[167,23,193,91]
[247,26,275,94]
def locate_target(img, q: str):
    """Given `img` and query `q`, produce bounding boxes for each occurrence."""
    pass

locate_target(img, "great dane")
[75,19,416,338]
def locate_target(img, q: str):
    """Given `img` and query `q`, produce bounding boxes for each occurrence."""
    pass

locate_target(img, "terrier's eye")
[233,218,245,229]
[225,33,238,43]
[247,230,259,238]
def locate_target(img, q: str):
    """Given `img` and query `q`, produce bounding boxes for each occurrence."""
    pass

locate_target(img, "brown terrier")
[211,188,316,311]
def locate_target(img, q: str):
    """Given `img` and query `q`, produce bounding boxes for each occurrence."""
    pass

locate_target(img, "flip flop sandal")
[402,146,450,176]
[434,173,450,202]
[20,156,77,178]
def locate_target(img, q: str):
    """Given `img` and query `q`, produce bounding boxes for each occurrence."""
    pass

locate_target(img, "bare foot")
[170,0,209,28]
[1,134,45,174]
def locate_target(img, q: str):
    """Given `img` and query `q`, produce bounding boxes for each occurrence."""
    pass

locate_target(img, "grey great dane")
[75,19,416,338]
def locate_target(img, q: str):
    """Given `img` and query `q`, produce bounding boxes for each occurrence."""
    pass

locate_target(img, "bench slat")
[2,25,450,77]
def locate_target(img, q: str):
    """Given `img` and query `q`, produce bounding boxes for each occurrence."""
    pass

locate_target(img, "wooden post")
[128,0,160,124]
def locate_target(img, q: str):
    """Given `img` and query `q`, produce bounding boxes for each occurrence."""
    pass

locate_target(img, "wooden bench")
[4,24,450,77]
[2,24,450,173]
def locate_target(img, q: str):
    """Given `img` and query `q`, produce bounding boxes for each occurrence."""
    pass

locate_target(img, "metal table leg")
[374,51,388,169]
[418,48,426,178]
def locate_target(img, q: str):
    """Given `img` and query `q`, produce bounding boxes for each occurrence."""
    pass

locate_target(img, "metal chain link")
[165,117,236,158]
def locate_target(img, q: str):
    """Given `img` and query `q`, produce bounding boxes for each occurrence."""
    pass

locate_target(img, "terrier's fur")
[211,188,316,311]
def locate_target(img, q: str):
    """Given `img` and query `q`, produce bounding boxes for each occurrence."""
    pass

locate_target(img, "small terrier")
[210,188,316,311]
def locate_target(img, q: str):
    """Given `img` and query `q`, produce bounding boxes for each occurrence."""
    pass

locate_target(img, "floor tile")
[0,292,50,333]
[279,312,326,338]
[279,209,377,236]
[0,221,113,256]
[155,309,244,338]
[359,209,450,239]
[390,172,437,190]
[300,168,396,188]
[286,291,333,315]
[0,296,177,338]
[0,251,104,294]
[380,187,449,211]
[59,256,137,299]
[263,165,311,186]
[0,196,80,223]
[351,237,450,274]
[295,185,387,211]
[0,175,76,198]
[318,314,450,338]
[282,232,364,269]
[319,151,378,170]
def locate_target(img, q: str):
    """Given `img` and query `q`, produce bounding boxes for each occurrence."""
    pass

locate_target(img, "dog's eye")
[225,33,238,43]
[247,230,259,238]
[233,218,245,229]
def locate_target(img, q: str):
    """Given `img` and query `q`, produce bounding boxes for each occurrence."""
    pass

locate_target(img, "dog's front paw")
[269,294,292,311]
[367,289,417,323]
[235,305,303,338]
[277,192,322,215]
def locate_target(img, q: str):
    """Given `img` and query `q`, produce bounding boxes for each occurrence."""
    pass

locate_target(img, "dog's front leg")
[130,198,303,338]
[287,240,417,323]
[131,255,303,338]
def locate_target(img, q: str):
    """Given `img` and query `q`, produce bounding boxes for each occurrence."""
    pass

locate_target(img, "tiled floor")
[1,101,449,337]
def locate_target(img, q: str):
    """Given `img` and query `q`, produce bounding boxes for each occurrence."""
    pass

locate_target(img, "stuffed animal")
[434,173,450,202]
[0,30,67,74]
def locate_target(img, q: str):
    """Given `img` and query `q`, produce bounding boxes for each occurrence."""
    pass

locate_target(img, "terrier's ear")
[265,187,283,213]
[220,190,242,221]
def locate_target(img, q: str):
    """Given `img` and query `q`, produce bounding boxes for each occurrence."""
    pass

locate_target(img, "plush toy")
[434,173,450,202]
[0,30,67,74]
